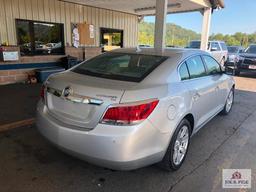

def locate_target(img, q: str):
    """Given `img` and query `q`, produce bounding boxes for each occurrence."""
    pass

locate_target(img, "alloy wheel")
[226,89,234,113]
[172,125,189,166]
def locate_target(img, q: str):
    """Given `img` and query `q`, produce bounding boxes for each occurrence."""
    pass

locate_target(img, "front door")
[100,28,123,52]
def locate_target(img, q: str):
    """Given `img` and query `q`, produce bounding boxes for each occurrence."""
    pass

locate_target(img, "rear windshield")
[227,46,239,53]
[72,52,168,82]
[245,45,256,54]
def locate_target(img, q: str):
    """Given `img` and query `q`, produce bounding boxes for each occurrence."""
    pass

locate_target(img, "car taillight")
[40,85,45,101]
[100,99,159,125]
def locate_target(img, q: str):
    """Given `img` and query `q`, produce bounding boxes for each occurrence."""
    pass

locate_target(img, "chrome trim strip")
[47,87,103,105]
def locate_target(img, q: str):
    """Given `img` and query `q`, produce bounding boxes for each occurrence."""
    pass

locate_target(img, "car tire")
[234,70,240,76]
[221,87,234,115]
[158,119,191,171]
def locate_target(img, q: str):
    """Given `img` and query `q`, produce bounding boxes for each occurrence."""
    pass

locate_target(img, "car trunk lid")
[45,71,136,129]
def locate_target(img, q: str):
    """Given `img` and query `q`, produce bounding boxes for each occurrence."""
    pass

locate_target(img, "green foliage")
[209,32,256,47]
[139,22,256,48]
[139,22,200,47]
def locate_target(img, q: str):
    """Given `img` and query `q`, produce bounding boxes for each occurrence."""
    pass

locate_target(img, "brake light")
[40,85,45,101]
[101,100,159,125]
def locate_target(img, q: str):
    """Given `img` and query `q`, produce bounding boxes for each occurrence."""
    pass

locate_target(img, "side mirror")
[211,47,218,52]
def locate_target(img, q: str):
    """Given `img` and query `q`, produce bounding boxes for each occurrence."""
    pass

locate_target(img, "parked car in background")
[187,40,228,65]
[234,44,256,76]
[166,45,183,48]
[37,48,235,171]
[227,46,244,63]
[139,44,151,48]
[225,46,244,70]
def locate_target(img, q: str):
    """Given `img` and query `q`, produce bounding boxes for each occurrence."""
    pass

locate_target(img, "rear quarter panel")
[120,56,191,135]
[121,80,192,136]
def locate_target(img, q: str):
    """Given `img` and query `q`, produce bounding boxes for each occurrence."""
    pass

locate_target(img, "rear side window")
[179,63,190,80]
[211,42,221,51]
[202,56,221,75]
[186,56,206,79]
[220,42,227,51]
[73,52,168,82]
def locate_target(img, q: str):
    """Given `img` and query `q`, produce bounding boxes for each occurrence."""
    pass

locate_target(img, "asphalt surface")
[0,83,41,125]
[0,73,256,192]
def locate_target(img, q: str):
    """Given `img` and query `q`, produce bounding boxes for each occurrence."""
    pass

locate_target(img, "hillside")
[139,22,256,48]
[139,22,201,47]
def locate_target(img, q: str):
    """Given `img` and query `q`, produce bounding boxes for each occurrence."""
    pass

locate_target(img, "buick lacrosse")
[36,48,235,171]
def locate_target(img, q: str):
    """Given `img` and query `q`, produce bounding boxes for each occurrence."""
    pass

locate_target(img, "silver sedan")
[36,48,235,171]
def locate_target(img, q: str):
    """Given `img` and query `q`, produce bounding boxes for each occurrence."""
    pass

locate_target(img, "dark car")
[234,44,256,76]
[225,46,244,69]
[227,46,244,63]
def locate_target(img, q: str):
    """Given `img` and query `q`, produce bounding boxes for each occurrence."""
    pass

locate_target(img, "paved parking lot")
[0,73,256,192]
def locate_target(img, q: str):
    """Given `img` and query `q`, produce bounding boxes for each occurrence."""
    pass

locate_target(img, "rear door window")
[73,52,168,82]
[186,56,206,79]
[202,55,221,75]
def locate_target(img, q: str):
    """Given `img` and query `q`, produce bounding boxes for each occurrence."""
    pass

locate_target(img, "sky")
[144,0,256,35]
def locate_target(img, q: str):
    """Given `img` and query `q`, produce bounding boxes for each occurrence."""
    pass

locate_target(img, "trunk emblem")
[47,86,104,105]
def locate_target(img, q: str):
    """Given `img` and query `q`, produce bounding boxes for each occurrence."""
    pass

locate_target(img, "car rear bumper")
[36,101,168,170]
[237,62,256,72]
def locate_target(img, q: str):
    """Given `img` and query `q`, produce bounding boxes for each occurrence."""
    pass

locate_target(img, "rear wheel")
[221,88,234,115]
[234,69,240,76]
[159,119,191,171]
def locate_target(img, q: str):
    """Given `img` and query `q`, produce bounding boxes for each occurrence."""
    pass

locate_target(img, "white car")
[188,40,228,65]
[36,48,235,171]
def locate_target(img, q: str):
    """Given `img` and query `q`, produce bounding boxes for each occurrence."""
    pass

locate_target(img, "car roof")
[209,40,225,43]
[227,46,243,48]
[111,47,208,58]
[190,40,225,43]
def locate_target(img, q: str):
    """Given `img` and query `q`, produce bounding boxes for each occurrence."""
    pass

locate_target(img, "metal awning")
[60,0,224,52]
[60,0,223,15]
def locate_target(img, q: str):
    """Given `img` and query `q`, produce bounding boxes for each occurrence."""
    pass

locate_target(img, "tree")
[139,22,256,48]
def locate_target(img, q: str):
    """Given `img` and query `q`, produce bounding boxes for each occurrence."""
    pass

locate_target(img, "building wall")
[0,0,139,47]
[0,0,139,85]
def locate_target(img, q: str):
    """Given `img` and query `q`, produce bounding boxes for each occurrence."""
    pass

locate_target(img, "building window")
[100,28,123,52]
[16,19,65,56]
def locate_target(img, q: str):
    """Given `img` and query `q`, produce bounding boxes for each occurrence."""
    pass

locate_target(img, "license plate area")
[249,65,256,69]
[48,94,96,121]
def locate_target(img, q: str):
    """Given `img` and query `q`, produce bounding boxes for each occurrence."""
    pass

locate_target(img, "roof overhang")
[60,0,224,15]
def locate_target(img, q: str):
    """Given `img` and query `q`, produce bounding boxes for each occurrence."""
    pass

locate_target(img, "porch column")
[154,0,168,53]
[200,8,212,51]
